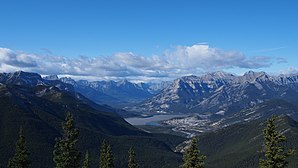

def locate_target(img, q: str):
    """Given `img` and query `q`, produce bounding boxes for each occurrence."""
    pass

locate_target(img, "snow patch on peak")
[215,110,226,115]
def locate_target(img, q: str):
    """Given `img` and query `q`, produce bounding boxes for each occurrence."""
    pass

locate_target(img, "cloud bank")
[0,44,280,81]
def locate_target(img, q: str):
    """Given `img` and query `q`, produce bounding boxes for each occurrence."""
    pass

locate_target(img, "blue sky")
[0,0,297,81]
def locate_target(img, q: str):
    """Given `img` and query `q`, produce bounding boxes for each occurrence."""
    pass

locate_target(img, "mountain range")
[4,70,298,118]
[133,71,298,115]
[44,75,170,108]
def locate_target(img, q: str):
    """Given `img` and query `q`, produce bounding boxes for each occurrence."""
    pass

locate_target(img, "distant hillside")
[213,99,298,127]
[195,115,298,168]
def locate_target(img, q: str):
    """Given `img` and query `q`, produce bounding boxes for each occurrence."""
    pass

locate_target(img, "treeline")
[7,113,295,168]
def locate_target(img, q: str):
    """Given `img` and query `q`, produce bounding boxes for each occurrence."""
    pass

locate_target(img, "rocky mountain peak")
[208,71,235,79]
[12,71,42,79]
[60,77,76,85]
[243,71,268,78]
[239,71,271,83]
[3,71,45,86]
[43,75,59,81]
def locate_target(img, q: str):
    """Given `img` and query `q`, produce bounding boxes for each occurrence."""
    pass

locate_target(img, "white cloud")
[279,67,298,75]
[0,48,38,67]
[0,44,280,81]
[164,44,272,70]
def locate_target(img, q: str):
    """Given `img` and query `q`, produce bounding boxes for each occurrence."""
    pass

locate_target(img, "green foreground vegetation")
[7,113,296,168]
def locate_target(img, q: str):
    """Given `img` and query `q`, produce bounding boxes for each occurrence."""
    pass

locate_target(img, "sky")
[0,0,297,82]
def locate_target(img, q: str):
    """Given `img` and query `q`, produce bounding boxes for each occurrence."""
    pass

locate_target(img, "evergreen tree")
[99,140,107,168]
[106,144,114,168]
[259,116,295,168]
[82,151,90,168]
[180,137,206,168]
[99,140,114,168]
[53,112,81,168]
[7,127,31,168]
[128,147,139,168]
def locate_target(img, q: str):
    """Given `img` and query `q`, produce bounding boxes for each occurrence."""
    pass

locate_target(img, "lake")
[125,114,188,126]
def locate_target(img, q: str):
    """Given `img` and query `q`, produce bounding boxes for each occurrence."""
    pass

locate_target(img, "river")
[124,114,188,126]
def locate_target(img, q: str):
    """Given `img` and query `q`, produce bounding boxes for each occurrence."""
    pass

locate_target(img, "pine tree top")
[53,112,81,168]
[128,147,139,168]
[259,116,295,168]
[82,151,91,168]
[180,137,206,168]
[7,127,31,168]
